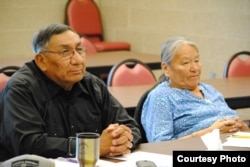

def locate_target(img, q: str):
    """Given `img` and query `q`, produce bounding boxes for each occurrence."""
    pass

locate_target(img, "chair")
[80,36,97,54]
[66,0,131,52]
[0,65,20,91]
[106,58,156,86]
[0,73,10,91]
[223,51,250,78]
[134,89,151,143]
[223,51,250,127]
[0,65,20,76]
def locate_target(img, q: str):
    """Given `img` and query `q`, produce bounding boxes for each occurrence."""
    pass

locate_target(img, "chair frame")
[106,58,156,86]
[0,65,20,77]
[65,0,130,52]
[134,89,151,143]
[223,51,250,78]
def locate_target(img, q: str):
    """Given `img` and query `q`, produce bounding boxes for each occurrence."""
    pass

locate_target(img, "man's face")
[37,30,87,90]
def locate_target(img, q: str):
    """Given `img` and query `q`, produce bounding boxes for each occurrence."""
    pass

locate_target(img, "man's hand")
[99,124,133,157]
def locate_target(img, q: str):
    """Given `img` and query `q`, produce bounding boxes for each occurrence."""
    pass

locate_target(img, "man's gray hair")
[32,23,78,54]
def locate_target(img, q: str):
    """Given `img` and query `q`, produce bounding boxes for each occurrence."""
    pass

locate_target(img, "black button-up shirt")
[0,60,141,161]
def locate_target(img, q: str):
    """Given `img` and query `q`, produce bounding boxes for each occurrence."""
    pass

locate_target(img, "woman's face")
[162,43,201,90]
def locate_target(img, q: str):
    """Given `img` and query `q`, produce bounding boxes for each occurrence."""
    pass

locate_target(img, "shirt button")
[71,125,74,129]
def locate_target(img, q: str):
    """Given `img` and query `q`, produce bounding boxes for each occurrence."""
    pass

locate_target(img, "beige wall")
[0,0,249,79]
[0,0,68,57]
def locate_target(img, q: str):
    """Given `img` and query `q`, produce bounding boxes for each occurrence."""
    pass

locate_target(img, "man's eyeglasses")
[40,47,87,60]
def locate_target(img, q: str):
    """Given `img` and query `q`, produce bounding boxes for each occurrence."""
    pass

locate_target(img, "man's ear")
[35,54,47,72]
[161,62,169,77]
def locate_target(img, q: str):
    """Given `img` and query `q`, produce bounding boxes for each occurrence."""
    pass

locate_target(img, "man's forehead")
[47,32,81,47]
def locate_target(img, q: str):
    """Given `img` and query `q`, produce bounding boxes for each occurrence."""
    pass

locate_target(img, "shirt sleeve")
[0,72,141,159]
[93,79,141,150]
[1,84,69,158]
[141,88,175,142]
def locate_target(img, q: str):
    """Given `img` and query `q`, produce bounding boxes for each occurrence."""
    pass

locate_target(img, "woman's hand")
[181,118,249,140]
[210,118,249,133]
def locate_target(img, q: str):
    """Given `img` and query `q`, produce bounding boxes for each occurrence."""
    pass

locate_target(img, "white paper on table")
[222,131,250,148]
[55,159,78,167]
[200,128,223,150]
[55,151,172,167]
[105,151,172,167]
[55,158,117,167]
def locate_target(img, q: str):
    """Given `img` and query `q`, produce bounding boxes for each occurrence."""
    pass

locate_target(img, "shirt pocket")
[45,124,66,137]
[85,117,102,134]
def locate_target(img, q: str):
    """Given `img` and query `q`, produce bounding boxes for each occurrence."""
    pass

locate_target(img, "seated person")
[141,36,249,142]
[0,23,141,161]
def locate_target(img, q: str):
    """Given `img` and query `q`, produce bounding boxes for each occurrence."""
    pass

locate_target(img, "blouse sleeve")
[141,87,175,142]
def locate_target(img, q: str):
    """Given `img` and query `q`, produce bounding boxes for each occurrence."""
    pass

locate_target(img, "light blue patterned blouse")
[141,81,238,142]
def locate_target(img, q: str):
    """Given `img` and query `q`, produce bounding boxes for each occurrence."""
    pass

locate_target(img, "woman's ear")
[35,54,47,72]
[161,62,169,77]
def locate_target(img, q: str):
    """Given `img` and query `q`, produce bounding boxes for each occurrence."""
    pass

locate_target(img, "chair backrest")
[223,51,250,78]
[107,58,156,86]
[134,89,151,143]
[0,65,20,77]
[66,0,103,42]
[80,36,97,54]
[0,73,10,91]
[65,0,131,52]
[134,75,167,143]
[0,65,20,91]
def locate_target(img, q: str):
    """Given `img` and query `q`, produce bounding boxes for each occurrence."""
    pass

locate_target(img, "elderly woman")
[141,36,249,142]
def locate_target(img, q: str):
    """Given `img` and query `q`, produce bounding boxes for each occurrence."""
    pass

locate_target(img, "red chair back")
[0,73,10,91]
[223,51,250,78]
[66,0,103,42]
[0,65,20,91]
[66,0,131,52]
[107,59,156,86]
[80,37,97,54]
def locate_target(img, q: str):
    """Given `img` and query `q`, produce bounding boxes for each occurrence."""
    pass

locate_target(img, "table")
[203,77,250,109]
[136,133,250,155]
[108,84,153,117]
[86,51,161,79]
[0,51,161,81]
[108,77,250,116]
[1,133,248,166]
[108,84,153,109]
[136,135,207,155]
[101,133,250,164]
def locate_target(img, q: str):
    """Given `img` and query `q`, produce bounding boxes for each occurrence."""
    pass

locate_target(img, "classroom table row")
[135,133,250,155]
[101,132,250,166]
[108,77,250,116]
[1,52,249,112]
[0,51,161,79]
[1,132,248,166]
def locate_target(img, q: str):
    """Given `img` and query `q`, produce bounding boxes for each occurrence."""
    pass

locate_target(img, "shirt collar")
[32,61,90,99]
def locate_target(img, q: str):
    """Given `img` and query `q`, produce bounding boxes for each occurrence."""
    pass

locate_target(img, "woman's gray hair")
[161,36,198,65]
[31,23,78,54]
